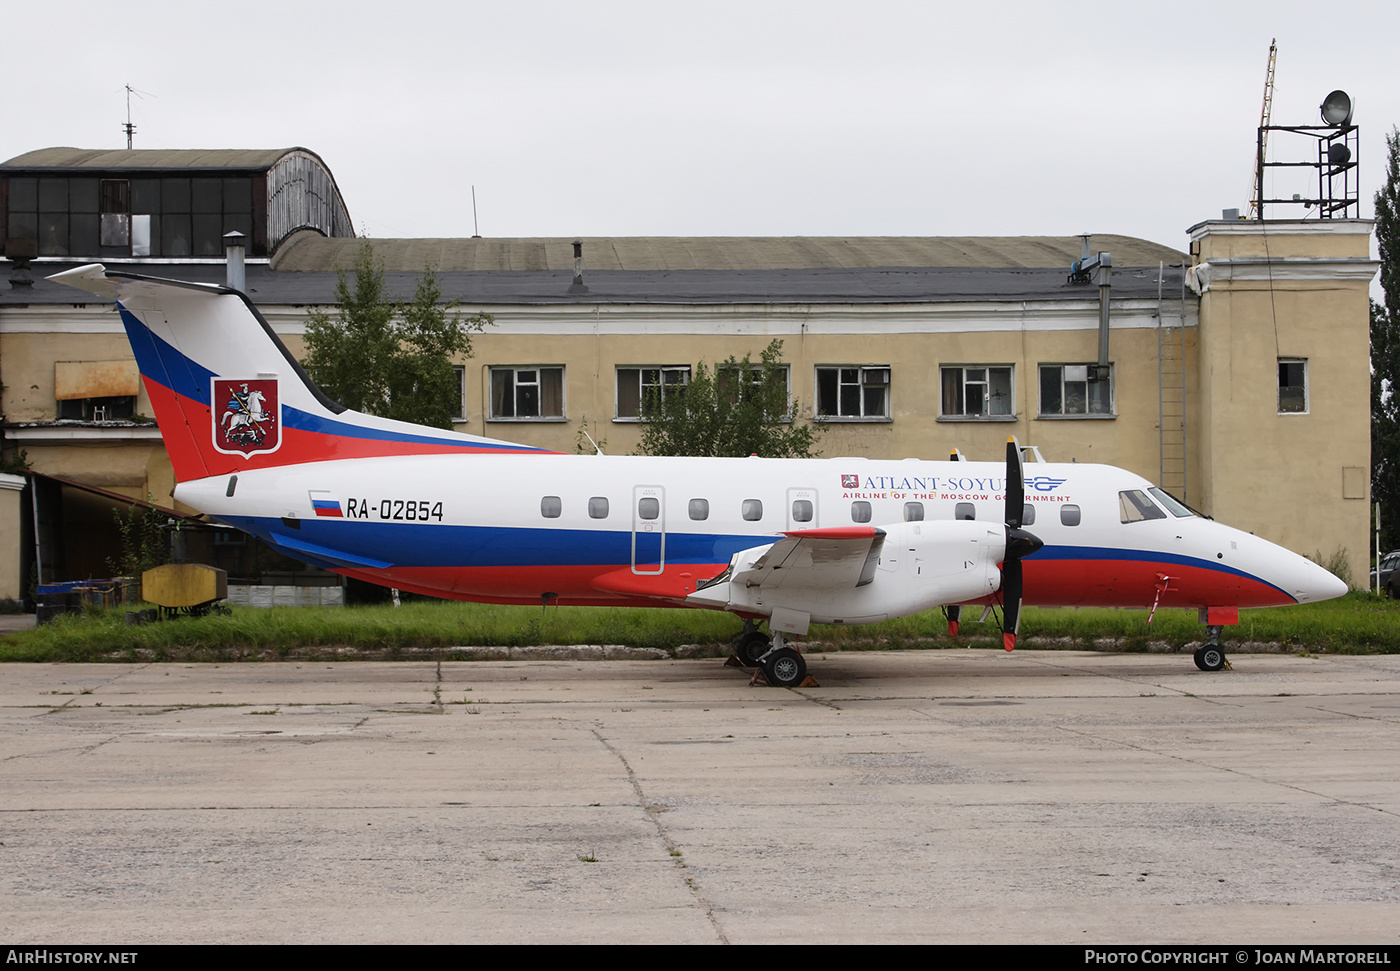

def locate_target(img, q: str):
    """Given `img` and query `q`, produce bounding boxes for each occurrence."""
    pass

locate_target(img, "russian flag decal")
[309,490,343,518]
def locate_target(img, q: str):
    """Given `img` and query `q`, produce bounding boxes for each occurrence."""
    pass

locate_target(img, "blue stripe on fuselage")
[219,517,770,568]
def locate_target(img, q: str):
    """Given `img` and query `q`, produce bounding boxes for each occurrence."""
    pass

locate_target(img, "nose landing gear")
[1193,626,1229,671]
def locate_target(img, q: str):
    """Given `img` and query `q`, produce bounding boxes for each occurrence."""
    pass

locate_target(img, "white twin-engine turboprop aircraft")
[52,264,1347,686]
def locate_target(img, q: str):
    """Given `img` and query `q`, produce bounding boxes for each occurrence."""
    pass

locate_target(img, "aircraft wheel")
[1193,645,1225,672]
[734,630,769,668]
[763,647,807,687]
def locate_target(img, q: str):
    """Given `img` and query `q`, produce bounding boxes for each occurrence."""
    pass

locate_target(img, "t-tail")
[50,264,546,483]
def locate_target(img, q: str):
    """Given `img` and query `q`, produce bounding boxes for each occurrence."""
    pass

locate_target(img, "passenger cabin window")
[851,501,871,523]
[792,499,813,522]
[1119,490,1166,523]
[903,502,924,522]
[688,498,709,521]
[638,497,660,520]
[588,497,609,519]
[541,496,562,518]
[955,502,975,521]
[1061,504,1081,526]
[742,499,763,521]
[1021,504,1036,526]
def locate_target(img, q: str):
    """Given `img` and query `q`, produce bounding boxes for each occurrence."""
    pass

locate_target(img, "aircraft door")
[787,488,819,530]
[632,486,665,575]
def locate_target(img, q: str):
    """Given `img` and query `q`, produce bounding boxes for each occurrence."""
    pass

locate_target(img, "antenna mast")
[1247,39,1278,218]
[123,84,137,149]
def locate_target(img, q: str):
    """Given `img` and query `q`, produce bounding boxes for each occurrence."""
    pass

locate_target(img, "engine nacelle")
[692,520,1005,634]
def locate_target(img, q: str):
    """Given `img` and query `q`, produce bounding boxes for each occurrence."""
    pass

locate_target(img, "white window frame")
[488,366,566,421]
[1038,363,1115,419]
[939,365,1015,421]
[1278,358,1308,415]
[451,365,466,422]
[614,365,691,421]
[815,365,891,421]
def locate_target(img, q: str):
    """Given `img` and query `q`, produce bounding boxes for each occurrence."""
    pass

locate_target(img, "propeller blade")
[1005,436,1024,529]
[944,604,961,637]
[1000,436,1040,652]
[1002,557,1021,651]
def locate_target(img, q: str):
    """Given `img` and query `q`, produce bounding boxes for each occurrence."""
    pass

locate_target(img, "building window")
[719,364,791,418]
[940,366,1013,419]
[1279,359,1308,414]
[490,366,564,420]
[816,366,890,420]
[1040,364,1113,417]
[615,366,690,420]
[452,365,466,421]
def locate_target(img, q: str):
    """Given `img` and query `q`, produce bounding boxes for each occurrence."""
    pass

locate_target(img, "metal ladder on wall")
[1157,262,1188,499]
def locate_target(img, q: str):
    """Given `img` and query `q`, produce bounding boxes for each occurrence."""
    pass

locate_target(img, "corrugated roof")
[271,234,1186,273]
[3,260,1187,308]
[1,147,312,171]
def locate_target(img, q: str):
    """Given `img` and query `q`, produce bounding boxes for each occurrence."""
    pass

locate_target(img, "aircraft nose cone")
[1299,563,1349,603]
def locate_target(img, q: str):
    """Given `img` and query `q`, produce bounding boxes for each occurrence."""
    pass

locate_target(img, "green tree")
[1373,128,1400,554]
[304,240,490,429]
[636,339,824,458]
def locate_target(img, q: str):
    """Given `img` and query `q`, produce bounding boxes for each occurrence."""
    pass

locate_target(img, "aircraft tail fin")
[49,264,544,482]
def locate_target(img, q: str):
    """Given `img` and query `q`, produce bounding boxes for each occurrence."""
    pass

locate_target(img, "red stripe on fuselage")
[143,381,550,481]
[1017,558,1293,609]
[335,562,731,608]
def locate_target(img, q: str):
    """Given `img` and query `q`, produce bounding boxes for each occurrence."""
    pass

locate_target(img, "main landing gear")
[1193,625,1228,672]
[729,620,809,688]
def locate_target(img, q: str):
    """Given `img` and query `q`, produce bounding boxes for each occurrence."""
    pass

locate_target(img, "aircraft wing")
[731,526,885,591]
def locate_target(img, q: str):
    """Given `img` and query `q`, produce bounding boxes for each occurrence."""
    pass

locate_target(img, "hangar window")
[616,366,690,420]
[490,367,565,420]
[816,366,890,420]
[54,360,140,422]
[1039,364,1113,417]
[940,366,1013,419]
[1279,359,1308,414]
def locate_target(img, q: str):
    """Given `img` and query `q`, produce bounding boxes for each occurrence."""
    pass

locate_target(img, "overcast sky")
[5,0,1399,255]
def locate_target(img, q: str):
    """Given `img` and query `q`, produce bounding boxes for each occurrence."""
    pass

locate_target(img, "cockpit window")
[1119,489,1167,523]
[1147,487,1196,518]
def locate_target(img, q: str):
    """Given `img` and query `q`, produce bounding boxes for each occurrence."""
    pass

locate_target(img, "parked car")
[1371,551,1400,597]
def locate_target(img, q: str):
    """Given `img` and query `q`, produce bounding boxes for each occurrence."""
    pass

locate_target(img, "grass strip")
[2,591,1397,663]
